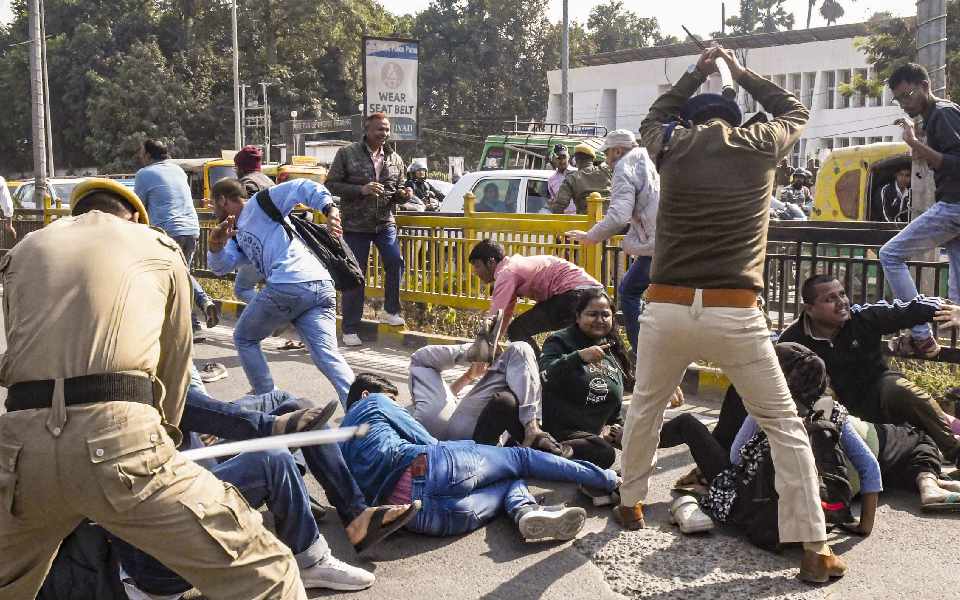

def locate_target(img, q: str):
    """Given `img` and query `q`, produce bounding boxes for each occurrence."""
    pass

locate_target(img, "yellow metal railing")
[362,191,622,311]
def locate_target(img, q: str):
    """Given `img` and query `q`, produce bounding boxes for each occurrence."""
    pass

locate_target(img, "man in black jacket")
[778,274,960,464]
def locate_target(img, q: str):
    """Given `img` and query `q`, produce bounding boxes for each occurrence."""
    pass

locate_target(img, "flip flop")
[354,500,422,555]
[921,492,960,513]
[278,339,306,350]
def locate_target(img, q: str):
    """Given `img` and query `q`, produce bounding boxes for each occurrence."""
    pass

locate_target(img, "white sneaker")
[342,333,363,347]
[300,554,375,591]
[669,495,715,534]
[381,312,405,326]
[517,504,586,542]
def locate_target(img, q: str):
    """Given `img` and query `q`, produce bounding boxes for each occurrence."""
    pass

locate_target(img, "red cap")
[235,145,263,173]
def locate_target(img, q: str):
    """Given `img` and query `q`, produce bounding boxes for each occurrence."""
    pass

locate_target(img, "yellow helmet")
[70,178,149,225]
[573,143,596,159]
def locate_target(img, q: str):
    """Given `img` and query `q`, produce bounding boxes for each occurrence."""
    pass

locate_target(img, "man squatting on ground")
[617,46,846,583]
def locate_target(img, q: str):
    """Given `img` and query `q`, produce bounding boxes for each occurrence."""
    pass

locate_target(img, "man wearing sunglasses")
[879,63,960,358]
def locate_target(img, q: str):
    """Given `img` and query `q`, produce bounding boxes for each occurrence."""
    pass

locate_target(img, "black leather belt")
[6,373,154,412]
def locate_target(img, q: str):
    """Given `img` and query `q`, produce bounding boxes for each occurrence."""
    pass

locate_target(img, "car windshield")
[52,182,81,204]
[209,165,237,187]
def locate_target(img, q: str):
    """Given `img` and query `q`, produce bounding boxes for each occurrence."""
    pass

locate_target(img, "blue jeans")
[619,256,652,352]
[879,200,960,338]
[234,263,262,305]
[342,225,404,333]
[234,280,354,405]
[114,449,326,595]
[182,388,369,523]
[408,441,617,536]
[173,234,213,327]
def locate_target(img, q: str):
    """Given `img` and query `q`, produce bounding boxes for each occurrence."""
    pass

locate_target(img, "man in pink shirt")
[468,239,602,354]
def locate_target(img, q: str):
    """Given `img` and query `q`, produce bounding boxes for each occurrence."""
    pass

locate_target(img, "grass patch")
[890,357,959,400]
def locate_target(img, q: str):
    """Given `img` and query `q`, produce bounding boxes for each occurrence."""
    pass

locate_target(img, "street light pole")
[232,0,242,149]
[560,0,569,126]
[40,0,54,177]
[28,0,48,209]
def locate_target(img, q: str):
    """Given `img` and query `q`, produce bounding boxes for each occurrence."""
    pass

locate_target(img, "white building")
[546,22,905,167]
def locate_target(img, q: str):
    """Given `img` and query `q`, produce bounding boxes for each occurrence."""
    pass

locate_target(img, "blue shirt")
[340,393,436,504]
[732,415,882,494]
[134,160,200,237]
[207,179,335,284]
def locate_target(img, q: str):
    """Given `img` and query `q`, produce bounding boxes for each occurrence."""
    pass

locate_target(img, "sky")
[377,0,914,39]
[0,1,916,33]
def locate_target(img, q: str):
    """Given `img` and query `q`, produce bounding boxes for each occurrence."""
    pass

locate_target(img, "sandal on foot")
[921,492,960,512]
[279,339,306,350]
[354,501,422,555]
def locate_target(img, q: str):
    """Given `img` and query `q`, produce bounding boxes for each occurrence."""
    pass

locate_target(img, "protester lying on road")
[180,388,421,554]
[340,374,621,542]
[778,274,960,465]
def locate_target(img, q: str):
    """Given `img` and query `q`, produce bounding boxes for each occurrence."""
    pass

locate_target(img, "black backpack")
[255,189,365,291]
[720,398,853,551]
[805,397,854,526]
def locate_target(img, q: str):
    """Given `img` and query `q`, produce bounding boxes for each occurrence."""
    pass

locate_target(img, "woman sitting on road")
[538,289,635,468]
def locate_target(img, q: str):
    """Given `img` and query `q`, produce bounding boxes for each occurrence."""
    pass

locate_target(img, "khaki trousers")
[621,295,826,543]
[0,401,306,600]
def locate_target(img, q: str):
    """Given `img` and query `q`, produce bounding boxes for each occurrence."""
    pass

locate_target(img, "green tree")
[586,0,666,53]
[410,0,553,166]
[725,0,794,35]
[84,40,193,172]
[852,5,960,102]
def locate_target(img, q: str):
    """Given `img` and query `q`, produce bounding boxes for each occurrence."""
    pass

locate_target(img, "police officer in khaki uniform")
[0,179,305,599]
[548,144,612,214]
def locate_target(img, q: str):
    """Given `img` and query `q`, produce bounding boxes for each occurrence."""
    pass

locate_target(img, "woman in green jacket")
[538,289,632,468]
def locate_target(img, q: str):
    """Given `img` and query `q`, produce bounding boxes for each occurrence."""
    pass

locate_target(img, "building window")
[884,136,894,142]
[821,138,835,151]
[852,137,866,146]
[824,71,836,109]
[774,74,786,90]
[789,73,801,96]
[803,72,816,108]
[836,137,850,148]
[838,70,851,108]
[853,68,868,108]
[868,136,883,144]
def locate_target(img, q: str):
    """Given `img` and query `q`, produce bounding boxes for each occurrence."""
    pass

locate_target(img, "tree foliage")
[725,0,795,35]
[852,5,960,102]
[2,0,678,174]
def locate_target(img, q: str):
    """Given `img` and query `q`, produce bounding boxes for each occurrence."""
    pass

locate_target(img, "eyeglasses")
[893,88,918,105]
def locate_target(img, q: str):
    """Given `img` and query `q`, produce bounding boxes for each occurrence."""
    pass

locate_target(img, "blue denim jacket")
[340,393,435,504]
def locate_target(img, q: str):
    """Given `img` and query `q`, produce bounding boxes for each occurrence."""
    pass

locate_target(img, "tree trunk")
[806,0,814,29]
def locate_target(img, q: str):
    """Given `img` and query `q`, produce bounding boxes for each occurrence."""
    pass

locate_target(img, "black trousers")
[507,289,595,355]
[658,386,749,482]
[875,423,943,489]
[472,391,525,446]
[557,431,617,469]
[869,373,960,463]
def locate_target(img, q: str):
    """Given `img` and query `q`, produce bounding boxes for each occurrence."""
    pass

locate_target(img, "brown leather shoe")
[612,502,645,530]
[799,549,848,583]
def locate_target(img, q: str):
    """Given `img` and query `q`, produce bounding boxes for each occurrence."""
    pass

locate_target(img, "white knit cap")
[600,129,637,151]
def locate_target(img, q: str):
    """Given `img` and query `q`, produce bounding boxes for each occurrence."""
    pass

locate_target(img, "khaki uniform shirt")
[640,70,808,292]
[549,164,612,214]
[0,211,193,427]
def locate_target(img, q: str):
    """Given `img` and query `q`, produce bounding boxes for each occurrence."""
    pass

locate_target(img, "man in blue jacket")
[207,178,354,405]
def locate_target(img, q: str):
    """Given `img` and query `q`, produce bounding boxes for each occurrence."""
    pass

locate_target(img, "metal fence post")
[584,192,604,281]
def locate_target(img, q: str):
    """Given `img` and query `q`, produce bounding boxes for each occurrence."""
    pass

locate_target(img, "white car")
[12,177,92,210]
[437,169,555,214]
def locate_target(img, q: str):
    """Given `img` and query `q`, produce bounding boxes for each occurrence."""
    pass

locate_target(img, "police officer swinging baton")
[682,26,737,101]
[181,424,370,461]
